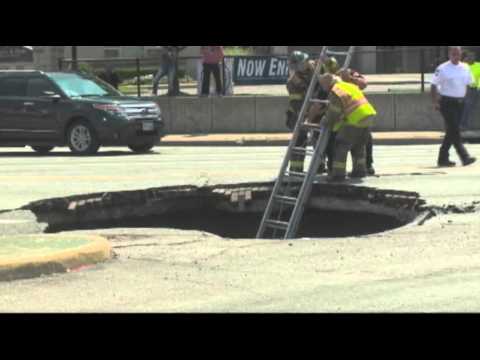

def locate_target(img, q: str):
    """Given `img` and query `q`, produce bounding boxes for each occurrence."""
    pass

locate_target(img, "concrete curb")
[161,132,445,147]
[0,234,112,282]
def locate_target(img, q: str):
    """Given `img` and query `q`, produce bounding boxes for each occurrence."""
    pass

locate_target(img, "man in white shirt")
[431,46,476,167]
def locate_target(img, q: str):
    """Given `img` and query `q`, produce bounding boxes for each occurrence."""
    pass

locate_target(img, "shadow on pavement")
[375,171,446,177]
[0,151,160,158]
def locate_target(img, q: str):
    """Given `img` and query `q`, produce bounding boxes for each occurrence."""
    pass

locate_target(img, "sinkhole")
[22,182,425,240]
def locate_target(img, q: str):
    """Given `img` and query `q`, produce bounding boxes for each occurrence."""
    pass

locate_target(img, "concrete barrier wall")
[169,98,212,134]
[212,97,255,133]
[368,94,395,131]
[255,97,288,132]
[395,94,443,131]
[471,98,480,129]
[154,93,480,134]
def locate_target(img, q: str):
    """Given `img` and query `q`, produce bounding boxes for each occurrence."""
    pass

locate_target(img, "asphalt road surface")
[0,144,479,312]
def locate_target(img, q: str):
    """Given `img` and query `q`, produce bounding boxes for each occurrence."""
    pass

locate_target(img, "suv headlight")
[153,103,162,117]
[92,104,127,118]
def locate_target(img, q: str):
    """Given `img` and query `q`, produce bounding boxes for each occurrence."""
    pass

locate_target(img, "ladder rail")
[285,128,331,238]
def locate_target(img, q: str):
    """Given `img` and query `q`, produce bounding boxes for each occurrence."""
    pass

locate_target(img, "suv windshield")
[46,72,122,98]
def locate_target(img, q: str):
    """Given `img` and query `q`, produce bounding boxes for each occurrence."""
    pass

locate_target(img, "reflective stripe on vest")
[289,93,304,101]
[332,81,377,129]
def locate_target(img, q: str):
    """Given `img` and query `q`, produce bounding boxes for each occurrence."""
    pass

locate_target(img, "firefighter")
[307,57,341,173]
[286,51,316,172]
[310,62,376,176]
[336,68,375,175]
[317,73,377,182]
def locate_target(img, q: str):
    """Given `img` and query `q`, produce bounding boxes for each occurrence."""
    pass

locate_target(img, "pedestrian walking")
[152,47,175,96]
[201,46,224,96]
[152,46,186,96]
[431,46,476,167]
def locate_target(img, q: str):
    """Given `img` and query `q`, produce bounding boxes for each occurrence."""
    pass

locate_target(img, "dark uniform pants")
[439,97,470,163]
[202,63,223,96]
[332,126,371,178]
[286,108,308,172]
[326,131,373,172]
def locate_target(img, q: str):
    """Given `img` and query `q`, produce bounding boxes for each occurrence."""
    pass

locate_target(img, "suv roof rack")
[0,70,42,72]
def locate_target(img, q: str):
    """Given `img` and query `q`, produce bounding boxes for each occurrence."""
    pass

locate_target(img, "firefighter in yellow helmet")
[286,51,316,172]
[317,73,377,182]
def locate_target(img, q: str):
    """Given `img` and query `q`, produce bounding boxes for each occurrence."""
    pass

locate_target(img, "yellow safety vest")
[331,81,377,131]
[469,62,480,89]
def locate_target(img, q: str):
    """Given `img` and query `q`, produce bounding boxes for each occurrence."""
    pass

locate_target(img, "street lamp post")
[71,46,78,71]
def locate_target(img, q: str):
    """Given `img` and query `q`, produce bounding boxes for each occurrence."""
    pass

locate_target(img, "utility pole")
[71,46,78,71]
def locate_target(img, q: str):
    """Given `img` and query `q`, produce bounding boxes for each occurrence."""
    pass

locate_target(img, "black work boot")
[438,157,456,167]
[367,166,376,176]
[463,157,477,167]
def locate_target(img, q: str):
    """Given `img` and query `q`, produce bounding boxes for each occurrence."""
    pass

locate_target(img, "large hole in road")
[65,209,405,239]
[20,182,424,239]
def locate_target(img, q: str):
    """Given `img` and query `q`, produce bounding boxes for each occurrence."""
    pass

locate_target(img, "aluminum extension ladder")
[256,46,356,240]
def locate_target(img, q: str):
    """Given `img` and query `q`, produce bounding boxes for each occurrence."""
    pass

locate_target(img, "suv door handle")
[23,102,35,106]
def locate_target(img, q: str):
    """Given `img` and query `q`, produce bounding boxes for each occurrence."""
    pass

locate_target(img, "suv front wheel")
[128,143,155,154]
[67,120,100,155]
[31,146,54,155]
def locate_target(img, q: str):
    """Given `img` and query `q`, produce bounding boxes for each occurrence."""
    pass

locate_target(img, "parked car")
[0,70,165,155]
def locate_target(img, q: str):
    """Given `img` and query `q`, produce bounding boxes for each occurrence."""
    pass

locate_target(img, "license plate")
[142,121,154,131]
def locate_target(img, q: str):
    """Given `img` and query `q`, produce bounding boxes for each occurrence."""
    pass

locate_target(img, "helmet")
[324,57,340,74]
[289,51,310,72]
[289,51,309,63]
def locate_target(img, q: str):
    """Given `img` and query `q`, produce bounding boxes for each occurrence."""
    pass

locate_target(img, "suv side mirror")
[50,94,62,103]
[42,92,62,102]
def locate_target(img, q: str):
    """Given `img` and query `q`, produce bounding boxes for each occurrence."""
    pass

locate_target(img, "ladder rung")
[274,195,298,206]
[310,99,330,105]
[286,171,306,180]
[265,220,289,231]
[326,50,350,57]
[302,123,322,131]
[292,147,314,156]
